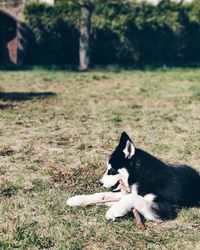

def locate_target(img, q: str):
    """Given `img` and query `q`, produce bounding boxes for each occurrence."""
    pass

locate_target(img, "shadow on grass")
[0,91,56,101]
[1,63,200,73]
[0,103,14,110]
[92,62,200,72]
[0,64,77,71]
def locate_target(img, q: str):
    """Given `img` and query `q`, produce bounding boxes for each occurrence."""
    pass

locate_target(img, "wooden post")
[79,2,92,71]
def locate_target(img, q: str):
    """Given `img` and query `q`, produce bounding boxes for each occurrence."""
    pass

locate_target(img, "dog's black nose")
[98,180,103,187]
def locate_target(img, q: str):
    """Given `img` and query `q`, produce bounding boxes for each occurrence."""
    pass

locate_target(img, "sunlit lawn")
[0,67,200,249]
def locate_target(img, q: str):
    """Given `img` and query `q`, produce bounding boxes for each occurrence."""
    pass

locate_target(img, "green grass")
[0,67,200,249]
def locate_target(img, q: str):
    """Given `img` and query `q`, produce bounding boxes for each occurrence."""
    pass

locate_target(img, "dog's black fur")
[109,132,200,220]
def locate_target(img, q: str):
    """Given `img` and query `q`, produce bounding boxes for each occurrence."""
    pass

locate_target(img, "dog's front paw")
[105,208,117,221]
[66,195,86,206]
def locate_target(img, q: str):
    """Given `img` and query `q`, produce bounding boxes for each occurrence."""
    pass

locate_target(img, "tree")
[79,1,93,71]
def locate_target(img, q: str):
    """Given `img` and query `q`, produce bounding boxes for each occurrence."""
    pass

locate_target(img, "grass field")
[0,67,200,249]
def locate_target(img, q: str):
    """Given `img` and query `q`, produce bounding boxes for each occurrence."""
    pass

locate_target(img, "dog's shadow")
[0,91,56,101]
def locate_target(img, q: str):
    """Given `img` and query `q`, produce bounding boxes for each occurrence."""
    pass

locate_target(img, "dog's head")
[100,132,135,191]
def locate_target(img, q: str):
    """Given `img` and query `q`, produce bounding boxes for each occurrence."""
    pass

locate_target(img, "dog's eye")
[107,168,118,175]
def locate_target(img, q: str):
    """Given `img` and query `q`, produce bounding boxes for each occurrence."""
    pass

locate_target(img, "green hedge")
[24,3,79,65]
[91,0,200,64]
[24,0,200,66]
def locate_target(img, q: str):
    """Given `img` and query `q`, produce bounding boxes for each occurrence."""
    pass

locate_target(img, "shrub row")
[24,0,200,65]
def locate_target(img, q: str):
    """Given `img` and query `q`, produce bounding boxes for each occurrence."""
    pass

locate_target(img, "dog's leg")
[105,193,159,221]
[67,191,125,207]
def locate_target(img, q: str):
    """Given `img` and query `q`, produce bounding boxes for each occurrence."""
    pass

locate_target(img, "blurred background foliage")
[23,0,200,65]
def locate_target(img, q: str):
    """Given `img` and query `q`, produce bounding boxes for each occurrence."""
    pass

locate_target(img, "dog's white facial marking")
[111,168,130,192]
[123,140,135,159]
[100,167,130,189]
[100,162,120,188]
[100,172,120,188]
[107,163,112,170]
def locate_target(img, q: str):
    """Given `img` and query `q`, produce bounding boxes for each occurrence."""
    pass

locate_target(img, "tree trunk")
[79,3,91,71]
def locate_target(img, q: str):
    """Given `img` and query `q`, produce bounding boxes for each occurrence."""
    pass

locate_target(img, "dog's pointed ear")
[119,132,135,159]
[119,131,130,145]
[123,140,135,159]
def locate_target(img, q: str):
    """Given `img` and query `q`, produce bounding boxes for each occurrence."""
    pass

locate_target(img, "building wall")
[0,9,19,65]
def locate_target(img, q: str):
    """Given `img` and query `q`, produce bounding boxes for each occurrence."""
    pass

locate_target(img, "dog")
[67,132,200,222]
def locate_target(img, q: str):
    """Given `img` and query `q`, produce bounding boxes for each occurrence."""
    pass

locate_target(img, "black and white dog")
[67,132,200,221]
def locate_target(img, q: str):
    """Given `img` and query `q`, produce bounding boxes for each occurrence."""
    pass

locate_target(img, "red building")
[0,8,23,65]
